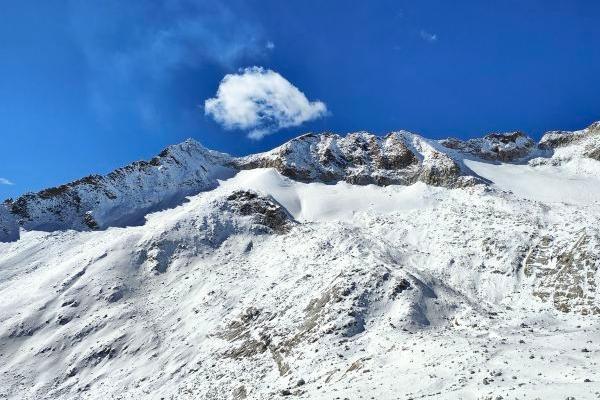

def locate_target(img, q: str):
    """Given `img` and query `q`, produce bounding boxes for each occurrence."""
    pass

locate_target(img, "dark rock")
[224,190,295,234]
[61,299,79,308]
[106,288,124,303]
[417,152,462,186]
[57,314,73,325]
[83,212,99,229]
[390,278,411,299]
[441,131,535,161]
[585,146,600,161]
[538,121,600,150]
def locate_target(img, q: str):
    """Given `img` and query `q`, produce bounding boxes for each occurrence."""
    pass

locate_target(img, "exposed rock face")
[4,140,235,233]
[236,131,477,188]
[441,131,535,161]
[539,121,600,150]
[538,130,583,150]
[535,121,600,165]
[418,150,465,187]
[524,229,600,315]
[222,190,295,234]
[582,123,600,161]
[236,132,421,185]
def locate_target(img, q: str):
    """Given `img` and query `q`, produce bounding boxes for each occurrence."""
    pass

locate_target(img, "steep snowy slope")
[1,122,600,400]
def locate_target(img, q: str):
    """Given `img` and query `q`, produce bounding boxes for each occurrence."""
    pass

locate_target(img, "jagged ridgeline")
[2,121,599,241]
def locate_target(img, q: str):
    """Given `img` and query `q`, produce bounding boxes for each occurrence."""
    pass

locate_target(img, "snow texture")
[1,122,600,399]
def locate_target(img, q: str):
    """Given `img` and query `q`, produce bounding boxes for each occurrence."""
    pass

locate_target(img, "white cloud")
[266,41,275,50]
[205,67,328,139]
[420,30,438,42]
[0,178,14,185]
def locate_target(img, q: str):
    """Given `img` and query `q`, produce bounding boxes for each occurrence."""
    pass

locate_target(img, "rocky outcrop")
[535,121,600,166]
[441,131,535,162]
[524,229,600,315]
[586,146,600,161]
[236,132,421,186]
[538,122,600,150]
[222,190,296,234]
[418,150,464,186]
[236,131,478,188]
[538,130,584,150]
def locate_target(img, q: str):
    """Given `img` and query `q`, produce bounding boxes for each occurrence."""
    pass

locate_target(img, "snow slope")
[1,122,600,400]
[464,159,600,204]
[217,168,440,221]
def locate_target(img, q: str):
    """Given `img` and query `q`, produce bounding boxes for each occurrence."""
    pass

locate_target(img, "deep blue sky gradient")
[2,0,600,198]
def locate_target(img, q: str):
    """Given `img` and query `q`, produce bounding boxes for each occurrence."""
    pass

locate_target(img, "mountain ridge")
[1,121,599,243]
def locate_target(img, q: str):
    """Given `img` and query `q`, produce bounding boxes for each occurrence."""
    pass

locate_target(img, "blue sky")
[2,0,600,198]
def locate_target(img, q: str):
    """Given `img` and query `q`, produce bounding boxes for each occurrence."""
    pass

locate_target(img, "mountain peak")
[236,130,479,187]
[3,138,236,238]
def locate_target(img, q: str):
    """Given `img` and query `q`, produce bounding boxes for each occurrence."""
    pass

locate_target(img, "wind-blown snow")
[464,159,600,204]
[215,168,440,221]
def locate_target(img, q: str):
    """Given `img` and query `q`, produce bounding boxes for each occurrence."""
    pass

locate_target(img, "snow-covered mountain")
[1,122,600,399]
[235,131,482,187]
[2,140,234,235]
